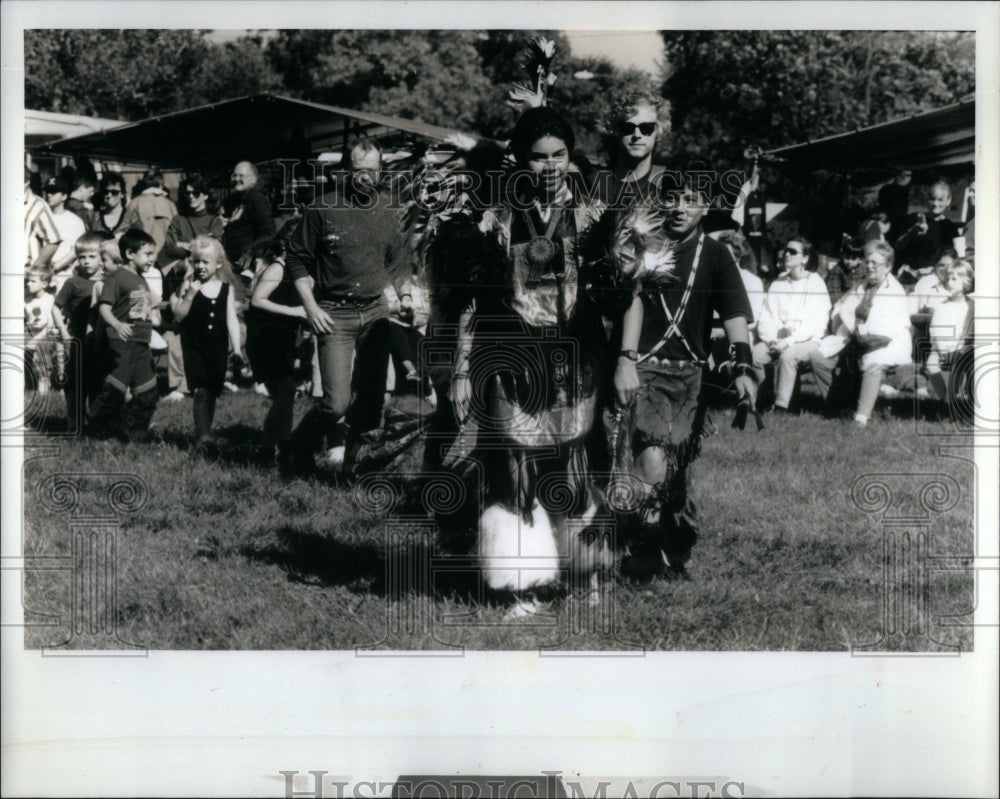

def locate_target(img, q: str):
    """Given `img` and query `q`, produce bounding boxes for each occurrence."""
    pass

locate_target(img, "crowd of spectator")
[710,176,975,426]
[21,159,430,462]
[22,157,975,463]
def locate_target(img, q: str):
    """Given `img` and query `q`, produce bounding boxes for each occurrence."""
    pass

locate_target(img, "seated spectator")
[910,247,958,317]
[858,211,890,245]
[95,173,129,238]
[908,247,958,366]
[121,168,178,259]
[923,260,974,407]
[824,235,866,307]
[894,180,961,288]
[809,241,912,427]
[42,176,87,289]
[752,236,830,411]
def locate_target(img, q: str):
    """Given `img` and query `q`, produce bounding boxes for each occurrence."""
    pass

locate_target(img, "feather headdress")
[577,205,678,302]
[612,205,676,284]
[507,36,559,110]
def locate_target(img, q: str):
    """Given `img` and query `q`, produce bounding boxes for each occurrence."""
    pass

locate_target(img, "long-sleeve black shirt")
[285,189,409,300]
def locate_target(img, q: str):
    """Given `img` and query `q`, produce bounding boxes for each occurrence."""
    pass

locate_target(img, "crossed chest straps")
[637,233,705,365]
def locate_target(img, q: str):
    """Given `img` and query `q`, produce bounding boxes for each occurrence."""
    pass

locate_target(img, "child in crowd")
[924,260,974,405]
[87,239,123,403]
[86,229,160,442]
[245,239,306,473]
[54,232,106,428]
[171,236,244,452]
[824,236,866,307]
[25,266,69,399]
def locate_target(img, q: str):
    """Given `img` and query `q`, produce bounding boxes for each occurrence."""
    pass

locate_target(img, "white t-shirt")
[25,292,56,339]
[930,299,970,355]
[910,274,949,316]
[50,209,86,284]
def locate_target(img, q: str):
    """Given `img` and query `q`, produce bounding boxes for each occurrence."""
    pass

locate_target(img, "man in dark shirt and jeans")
[286,139,409,473]
[614,169,757,577]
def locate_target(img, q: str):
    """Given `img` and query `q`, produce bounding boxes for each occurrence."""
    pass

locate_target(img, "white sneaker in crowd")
[223,381,240,393]
[254,383,269,396]
[879,384,900,399]
[164,390,187,401]
[853,413,868,427]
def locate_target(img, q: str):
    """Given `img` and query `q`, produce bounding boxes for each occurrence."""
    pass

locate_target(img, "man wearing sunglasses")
[599,89,669,209]
[752,236,831,412]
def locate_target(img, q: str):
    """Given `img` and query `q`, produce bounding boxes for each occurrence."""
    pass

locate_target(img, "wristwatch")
[618,349,639,362]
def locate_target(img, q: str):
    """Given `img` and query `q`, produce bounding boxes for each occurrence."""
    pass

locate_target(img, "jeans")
[753,339,820,408]
[810,347,886,419]
[294,296,390,455]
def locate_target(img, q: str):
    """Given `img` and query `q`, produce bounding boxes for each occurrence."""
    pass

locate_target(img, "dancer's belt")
[640,355,704,368]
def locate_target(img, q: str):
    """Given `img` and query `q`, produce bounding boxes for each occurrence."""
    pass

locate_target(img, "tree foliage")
[660,30,975,168]
[25,30,280,120]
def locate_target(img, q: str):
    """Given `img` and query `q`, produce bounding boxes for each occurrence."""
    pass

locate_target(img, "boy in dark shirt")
[86,229,159,441]
[614,170,757,577]
[55,232,106,430]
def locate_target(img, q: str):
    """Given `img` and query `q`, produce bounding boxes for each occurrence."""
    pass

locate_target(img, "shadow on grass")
[157,422,265,465]
[242,525,483,603]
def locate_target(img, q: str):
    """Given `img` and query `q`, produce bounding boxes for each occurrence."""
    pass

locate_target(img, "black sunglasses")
[104,189,122,195]
[618,121,657,137]
[784,247,803,256]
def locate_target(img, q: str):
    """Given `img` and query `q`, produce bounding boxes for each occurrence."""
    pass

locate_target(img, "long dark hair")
[97,173,126,210]
[178,172,219,216]
[509,107,576,167]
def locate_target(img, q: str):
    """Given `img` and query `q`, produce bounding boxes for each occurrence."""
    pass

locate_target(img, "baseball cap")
[44,176,68,194]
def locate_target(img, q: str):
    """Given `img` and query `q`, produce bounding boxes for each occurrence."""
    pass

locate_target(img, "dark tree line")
[26,29,973,167]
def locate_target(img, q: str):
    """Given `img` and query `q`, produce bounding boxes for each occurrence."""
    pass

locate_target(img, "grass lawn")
[19,380,976,652]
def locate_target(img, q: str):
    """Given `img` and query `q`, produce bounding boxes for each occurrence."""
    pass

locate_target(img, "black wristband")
[731,341,753,368]
[618,349,639,362]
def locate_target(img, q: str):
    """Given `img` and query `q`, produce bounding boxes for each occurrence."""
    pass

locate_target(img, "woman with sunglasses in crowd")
[94,173,129,238]
[158,173,224,269]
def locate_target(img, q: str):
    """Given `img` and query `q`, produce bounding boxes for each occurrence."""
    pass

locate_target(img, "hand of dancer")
[614,358,640,407]
[734,374,757,405]
[451,372,472,426]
